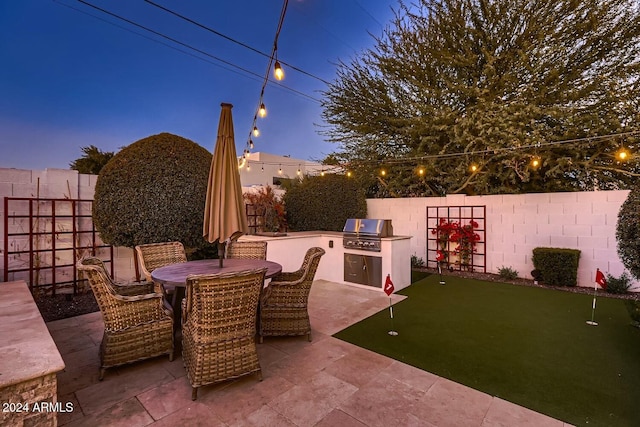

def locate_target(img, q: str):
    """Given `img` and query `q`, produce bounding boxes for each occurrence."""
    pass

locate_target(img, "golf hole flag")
[595,268,607,290]
[384,274,398,336]
[587,268,607,326]
[384,274,395,296]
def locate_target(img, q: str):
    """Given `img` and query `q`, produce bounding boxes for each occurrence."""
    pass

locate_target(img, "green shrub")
[411,255,425,268]
[283,174,367,231]
[616,186,640,281]
[532,247,581,286]
[93,133,212,249]
[605,272,632,294]
[498,266,519,280]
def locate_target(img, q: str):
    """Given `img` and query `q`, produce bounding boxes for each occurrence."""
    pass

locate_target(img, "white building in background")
[238,152,326,193]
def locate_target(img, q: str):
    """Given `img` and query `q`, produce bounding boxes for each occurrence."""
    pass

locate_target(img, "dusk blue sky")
[0,0,399,170]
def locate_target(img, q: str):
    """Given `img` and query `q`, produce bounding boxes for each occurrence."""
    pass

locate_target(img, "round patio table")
[151,258,282,292]
[152,259,282,322]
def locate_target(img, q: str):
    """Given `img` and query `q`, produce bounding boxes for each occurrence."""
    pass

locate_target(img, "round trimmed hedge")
[616,186,640,280]
[93,132,212,249]
[283,173,367,231]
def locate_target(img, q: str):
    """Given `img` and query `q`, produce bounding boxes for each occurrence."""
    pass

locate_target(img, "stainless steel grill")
[342,219,393,252]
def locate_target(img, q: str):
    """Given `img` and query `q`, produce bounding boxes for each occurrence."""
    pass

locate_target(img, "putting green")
[334,274,640,427]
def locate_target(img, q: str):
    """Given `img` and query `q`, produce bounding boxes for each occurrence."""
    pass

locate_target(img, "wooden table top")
[151,258,282,291]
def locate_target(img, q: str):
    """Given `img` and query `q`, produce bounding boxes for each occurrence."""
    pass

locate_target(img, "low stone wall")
[0,280,66,427]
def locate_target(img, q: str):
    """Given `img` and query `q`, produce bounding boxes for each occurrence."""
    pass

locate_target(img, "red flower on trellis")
[432,218,481,269]
[450,220,481,267]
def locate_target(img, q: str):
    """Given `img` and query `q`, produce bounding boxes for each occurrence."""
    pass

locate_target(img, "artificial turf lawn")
[333,274,640,426]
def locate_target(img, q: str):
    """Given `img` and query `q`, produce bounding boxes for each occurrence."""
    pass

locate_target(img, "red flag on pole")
[595,269,607,290]
[384,274,395,296]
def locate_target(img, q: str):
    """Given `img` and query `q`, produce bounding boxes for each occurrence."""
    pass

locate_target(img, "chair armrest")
[113,280,155,296]
[111,291,165,303]
[270,270,303,282]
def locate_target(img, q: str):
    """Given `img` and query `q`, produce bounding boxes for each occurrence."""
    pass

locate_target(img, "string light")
[616,147,629,161]
[274,60,284,80]
[244,0,289,154]
[278,165,283,174]
[249,140,254,149]
[530,156,541,169]
[234,130,636,181]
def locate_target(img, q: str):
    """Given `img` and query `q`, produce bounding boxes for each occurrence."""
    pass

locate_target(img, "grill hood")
[343,219,393,237]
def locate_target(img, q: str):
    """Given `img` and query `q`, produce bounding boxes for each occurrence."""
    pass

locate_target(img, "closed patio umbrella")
[203,102,248,267]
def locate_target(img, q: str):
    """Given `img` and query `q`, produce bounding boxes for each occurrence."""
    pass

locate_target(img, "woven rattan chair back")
[135,241,187,282]
[182,268,267,400]
[226,241,268,260]
[259,247,325,343]
[77,256,174,380]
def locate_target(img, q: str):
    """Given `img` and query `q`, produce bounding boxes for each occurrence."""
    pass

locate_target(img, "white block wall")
[0,168,136,283]
[367,191,638,290]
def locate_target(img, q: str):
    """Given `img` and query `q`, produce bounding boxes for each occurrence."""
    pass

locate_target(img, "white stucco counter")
[239,231,413,292]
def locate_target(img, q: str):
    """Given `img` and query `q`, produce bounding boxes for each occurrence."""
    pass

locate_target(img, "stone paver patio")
[48,280,571,426]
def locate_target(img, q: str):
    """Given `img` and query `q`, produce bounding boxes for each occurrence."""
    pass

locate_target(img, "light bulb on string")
[249,139,254,150]
[347,171,352,178]
[258,103,267,118]
[469,163,479,173]
[616,147,629,161]
[530,156,541,169]
[278,165,283,174]
[274,61,284,80]
[417,167,425,177]
[253,126,260,137]
[380,169,387,177]
[297,165,301,175]
[320,170,325,177]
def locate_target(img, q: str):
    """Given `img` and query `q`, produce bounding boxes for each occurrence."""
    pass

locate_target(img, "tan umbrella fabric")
[203,103,248,265]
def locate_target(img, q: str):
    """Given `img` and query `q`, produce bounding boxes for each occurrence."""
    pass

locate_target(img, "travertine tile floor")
[47,280,571,426]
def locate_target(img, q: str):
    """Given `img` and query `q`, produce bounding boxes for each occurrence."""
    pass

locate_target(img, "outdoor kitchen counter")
[239,231,412,292]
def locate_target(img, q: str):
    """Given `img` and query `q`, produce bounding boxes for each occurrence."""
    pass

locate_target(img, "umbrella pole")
[218,241,225,268]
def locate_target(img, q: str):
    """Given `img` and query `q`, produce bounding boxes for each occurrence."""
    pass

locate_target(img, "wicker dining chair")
[77,257,174,380]
[135,241,187,293]
[182,268,267,400]
[226,241,268,260]
[259,247,325,343]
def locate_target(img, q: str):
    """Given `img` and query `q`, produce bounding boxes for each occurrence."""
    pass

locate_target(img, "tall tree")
[321,0,640,196]
[69,145,115,175]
